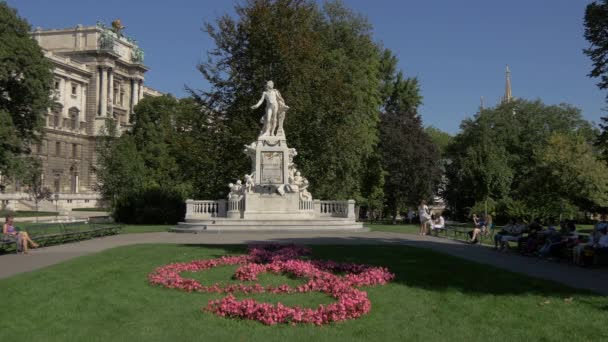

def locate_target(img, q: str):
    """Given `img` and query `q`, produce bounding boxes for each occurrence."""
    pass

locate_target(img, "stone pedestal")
[178,83,363,232]
[243,192,314,220]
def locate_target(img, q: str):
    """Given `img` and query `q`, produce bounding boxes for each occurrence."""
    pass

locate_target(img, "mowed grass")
[366,223,420,234]
[0,244,607,342]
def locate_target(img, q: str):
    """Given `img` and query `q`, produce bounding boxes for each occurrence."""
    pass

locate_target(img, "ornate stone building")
[0,23,161,211]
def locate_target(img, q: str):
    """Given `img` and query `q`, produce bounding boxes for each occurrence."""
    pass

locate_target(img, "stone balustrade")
[299,199,314,211]
[185,200,226,220]
[316,200,356,219]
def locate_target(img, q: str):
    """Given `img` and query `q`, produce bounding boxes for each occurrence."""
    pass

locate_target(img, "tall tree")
[380,73,441,222]
[194,0,382,200]
[0,2,53,176]
[584,1,608,164]
[584,0,608,93]
[446,99,597,220]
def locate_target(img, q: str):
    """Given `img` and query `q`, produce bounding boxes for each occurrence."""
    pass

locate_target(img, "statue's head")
[266,80,274,89]
[236,180,242,185]
[295,171,301,177]
[228,183,234,188]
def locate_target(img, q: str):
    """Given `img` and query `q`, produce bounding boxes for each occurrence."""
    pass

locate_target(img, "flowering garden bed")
[148,244,395,325]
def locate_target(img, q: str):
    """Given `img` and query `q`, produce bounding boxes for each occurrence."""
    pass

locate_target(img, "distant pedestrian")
[407,208,414,224]
[418,200,431,235]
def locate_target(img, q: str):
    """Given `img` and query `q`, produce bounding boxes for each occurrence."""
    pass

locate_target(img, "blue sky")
[9,0,605,134]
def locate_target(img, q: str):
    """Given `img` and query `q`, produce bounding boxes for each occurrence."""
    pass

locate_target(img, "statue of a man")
[251,80,289,137]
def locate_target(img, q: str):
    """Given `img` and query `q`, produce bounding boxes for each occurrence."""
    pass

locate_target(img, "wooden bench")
[1,221,122,253]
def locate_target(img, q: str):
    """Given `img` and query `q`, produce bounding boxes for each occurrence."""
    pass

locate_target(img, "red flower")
[148,244,394,325]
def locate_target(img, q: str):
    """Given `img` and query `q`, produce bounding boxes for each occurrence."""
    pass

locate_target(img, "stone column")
[138,80,144,103]
[132,79,139,108]
[108,69,114,108]
[347,199,356,220]
[99,67,108,117]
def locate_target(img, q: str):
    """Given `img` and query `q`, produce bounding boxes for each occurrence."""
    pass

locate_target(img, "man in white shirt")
[432,215,445,231]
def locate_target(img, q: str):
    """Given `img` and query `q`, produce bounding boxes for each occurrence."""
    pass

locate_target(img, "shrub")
[113,188,186,224]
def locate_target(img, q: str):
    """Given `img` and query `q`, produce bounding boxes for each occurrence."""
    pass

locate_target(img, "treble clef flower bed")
[148,244,395,325]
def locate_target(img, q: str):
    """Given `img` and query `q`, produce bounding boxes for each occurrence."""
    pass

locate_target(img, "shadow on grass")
[174,238,607,299]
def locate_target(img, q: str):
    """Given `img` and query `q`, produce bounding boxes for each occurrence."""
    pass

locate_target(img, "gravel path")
[1,231,606,295]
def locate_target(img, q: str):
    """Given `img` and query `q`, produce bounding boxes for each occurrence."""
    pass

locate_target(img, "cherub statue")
[244,174,255,193]
[228,180,244,199]
[251,80,289,137]
[299,179,312,201]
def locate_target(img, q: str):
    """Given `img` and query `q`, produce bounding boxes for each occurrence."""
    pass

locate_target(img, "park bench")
[0,221,122,253]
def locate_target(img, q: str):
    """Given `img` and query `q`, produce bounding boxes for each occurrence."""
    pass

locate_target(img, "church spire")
[501,65,513,104]
[480,96,485,111]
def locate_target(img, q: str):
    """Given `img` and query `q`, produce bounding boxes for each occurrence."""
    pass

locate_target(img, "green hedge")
[113,188,185,225]
[71,208,109,212]
[0,210,59,218]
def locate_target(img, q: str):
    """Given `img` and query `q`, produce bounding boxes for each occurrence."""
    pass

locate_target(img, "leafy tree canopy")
[0,2,53,175]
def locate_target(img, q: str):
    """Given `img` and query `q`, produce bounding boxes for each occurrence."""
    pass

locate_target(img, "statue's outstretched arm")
[251,93,265,109]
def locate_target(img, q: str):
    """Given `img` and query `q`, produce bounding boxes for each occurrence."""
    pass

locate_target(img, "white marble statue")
[251,80,289,137]
[299,179,312,201]
[244,174,255,193]
[244,142,257,163]
[228,180,244,199]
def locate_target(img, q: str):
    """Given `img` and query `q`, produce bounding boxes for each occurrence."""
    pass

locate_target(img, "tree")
[584,1,608,94]
[525,133,608,213]
[194,0,382,200]
[380,74,441,223]
[425,126,453,157]
[0,2,53,175]
[445,99,598,221]
[583,1,608,165]
[95,119,147,208]
[18,157,52,221]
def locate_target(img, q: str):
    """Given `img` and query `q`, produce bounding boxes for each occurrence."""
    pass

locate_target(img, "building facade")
[0,23,160,211]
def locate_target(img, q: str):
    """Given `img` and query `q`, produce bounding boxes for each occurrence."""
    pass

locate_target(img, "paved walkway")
[1,231,607,295]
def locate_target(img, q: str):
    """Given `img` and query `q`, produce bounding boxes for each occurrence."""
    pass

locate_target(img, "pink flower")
[148,244,394,325]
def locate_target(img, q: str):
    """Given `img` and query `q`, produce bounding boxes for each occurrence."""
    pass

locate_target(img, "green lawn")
[0,210,59,217]
[0,244,606,341]
[120,225,172,234]
[365,222,420,234]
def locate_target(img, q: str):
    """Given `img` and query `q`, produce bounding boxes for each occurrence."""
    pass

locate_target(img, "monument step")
[171,224,368,233]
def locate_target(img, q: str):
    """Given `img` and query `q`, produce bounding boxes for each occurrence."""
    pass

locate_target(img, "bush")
[113,188,186,225]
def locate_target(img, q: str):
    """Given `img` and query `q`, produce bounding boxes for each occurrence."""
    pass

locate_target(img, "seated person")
[520,220,544,254]
[576,225,608,265]
[494,218,516,248]
[431,214,445,231]
[2,215,39,254]
[499,220,526,250]
[469,214,492,243]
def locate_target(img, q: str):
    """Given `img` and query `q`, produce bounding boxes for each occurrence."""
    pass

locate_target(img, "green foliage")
[0,2,53,175]
[96,96,191,222]
[113,188,186,224]
[584,0,608,94]
[196,0,383,200]
[425,126,452,157]
[446,99,599,220]
[380,107,441,214]
[526,133,608,209]
[96,127,146,207]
